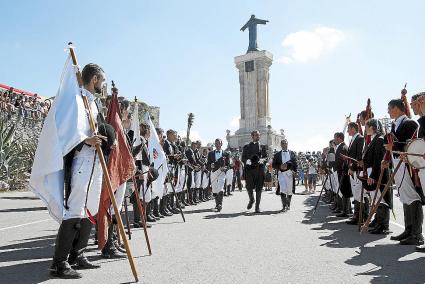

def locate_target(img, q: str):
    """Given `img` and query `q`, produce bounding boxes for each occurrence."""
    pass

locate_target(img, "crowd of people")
[317,90,425,255]
[0,89,49,126]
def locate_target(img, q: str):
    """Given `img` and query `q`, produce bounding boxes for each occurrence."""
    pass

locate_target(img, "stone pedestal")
[227,50,284,152]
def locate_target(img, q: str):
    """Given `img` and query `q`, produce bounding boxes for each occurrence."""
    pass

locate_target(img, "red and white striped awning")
[0,83,42,99]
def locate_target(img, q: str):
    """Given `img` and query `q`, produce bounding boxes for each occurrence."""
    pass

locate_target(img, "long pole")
[167,166,186,222]
[131,177,153,255]
[310,173,329,220]
[68,43,138,282]
[361,160,402,234]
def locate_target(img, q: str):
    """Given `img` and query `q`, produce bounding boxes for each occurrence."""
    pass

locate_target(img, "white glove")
[246,159,252,165]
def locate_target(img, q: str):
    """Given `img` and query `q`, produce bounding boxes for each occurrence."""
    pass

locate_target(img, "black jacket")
[207,150,229,172]
[272,150,298,172]
[241,142,267,170]
[362,135,391,207]
[390,116,418,154]
[348,134,364,172]
[335,142,352,198]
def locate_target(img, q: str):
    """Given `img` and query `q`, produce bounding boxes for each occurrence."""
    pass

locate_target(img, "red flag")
[97,91,136,250]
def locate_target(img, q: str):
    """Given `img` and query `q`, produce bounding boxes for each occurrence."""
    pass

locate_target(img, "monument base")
[226,127,285,154]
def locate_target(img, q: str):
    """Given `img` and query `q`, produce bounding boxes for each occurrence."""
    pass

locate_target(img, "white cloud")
[279,26,346,64]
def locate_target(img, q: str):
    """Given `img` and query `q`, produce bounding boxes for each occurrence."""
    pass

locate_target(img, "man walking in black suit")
[242,130,268,213]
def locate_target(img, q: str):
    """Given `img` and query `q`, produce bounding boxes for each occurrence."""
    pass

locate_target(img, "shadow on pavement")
[0,196,39,200]
[203,210,281,220]
[0,235,55,284]
[302,194,425,283]
[0,206,47,213]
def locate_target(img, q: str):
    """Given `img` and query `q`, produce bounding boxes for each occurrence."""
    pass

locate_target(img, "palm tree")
[185,113,195,147]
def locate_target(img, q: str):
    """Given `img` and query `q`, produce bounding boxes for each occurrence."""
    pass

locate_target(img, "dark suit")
[362,136,389,199]
[390,116,418,153]
[241,142,268,210]
[207,150,228,171]
[362,135,391,231]
[335,142,352,198]
[348,134,364,172]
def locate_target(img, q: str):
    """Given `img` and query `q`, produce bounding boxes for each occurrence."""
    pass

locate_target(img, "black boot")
[255,190,262,213]
[153,197,163,219]
[217,191,223,212]
[346,201,359,225]
[131,194,141,226]
[50,218,82,279]
[247,189,255,210]
[101,223,125,259]
[68,219,100,269]
[214,193,219,210]
[391,204,412,241]
[182,192,189,206]
[163,196,173,216]
[336,198,349,217]
[400,201,424,245]
[146,202,156,223]
[280,194,287,212]
[227,185,232,196]
[370,206,389,235]
[287,195,293,210]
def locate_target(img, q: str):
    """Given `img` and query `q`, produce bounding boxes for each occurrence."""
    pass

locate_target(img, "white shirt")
[349,133,359,149]
[215,149,223,160]
[281,150,290,164]
[394,115,407,132]
[335,142,342,152]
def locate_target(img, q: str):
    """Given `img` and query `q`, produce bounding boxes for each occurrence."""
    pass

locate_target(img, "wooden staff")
[358,173,365,232]
[68,43,138,282]
[131,176,153,255]
[392,151,424,157]
[128,97,153,255]
[361,160,402,233]
[166,164,186,222]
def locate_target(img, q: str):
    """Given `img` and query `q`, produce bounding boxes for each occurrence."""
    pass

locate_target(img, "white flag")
[145,113,168,199]
[130,102,142,160]
[30,55,93,223]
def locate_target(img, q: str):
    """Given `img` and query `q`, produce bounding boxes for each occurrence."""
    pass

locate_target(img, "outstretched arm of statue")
[240,22,249,31]
[255,19,269,25]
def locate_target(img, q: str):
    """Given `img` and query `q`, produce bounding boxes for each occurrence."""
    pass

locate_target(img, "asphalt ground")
[1,185,425,284]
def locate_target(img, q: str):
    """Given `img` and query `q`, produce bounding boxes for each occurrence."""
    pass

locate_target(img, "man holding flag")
[30,58,113,279]
[97,84,136,258]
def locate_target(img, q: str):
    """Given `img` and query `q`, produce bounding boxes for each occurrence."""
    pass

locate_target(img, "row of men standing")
[322,96,425,252]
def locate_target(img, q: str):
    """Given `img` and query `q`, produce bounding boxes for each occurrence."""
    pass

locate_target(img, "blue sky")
[1,0,425,151]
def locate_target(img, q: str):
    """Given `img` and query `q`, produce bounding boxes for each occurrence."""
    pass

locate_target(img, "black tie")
[391,123,396,133]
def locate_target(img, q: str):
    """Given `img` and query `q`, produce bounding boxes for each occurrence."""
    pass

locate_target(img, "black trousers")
[245,167,264,200]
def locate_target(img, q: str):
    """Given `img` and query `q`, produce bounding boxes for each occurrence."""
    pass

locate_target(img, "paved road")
[1,186,425,284]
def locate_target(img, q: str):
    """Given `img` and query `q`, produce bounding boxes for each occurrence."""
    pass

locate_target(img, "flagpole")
[68,43,139,282]
[130,96,153,255]
[132,176,153,255]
